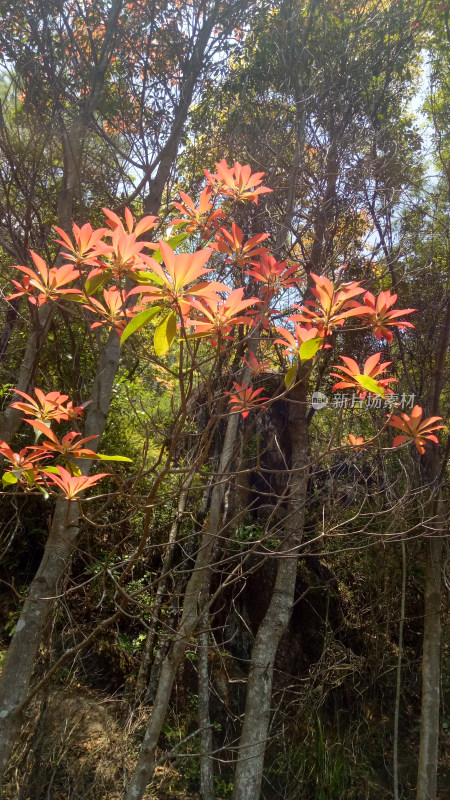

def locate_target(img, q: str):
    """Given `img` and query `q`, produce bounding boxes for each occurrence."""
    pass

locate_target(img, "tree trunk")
[125,391,244,800]
[416,532,443,800]
[308,139,339,274]
[144,478,216,704]
[416,298,450,799]
[0,498,79,780]
[416,442,446,800]
[135,476,193,698]
[199,599,214,800]
[0,329,121,783]
[232,375,310,800]
[393,538,407,800]
[0,305,54,443]
[141,1,221,214]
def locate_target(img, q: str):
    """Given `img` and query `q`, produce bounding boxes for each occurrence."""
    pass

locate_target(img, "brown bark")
[232,374,310,800]
[125,383,244,800]
[307,140,339,274]
[416,531,444,800]
[230,106,316,798]
[416,297,450,800]
[198,594,214,800]
[135,475,193,697]
[0,329,121,783]
[0,304,54,443]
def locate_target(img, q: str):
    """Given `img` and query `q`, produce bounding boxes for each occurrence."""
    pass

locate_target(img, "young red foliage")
[54,222,110,268]
[204,159,273,205]
[225,382,269,418]
[129,240,229,317]
[26,420,99,460]
[342,434,366,448]
[212,223,270,268]
[0,441,50,475]
[330,353,397,396]
[241,351,271,375]
[185,288,260,338]
[245,254,302,297]
[172,187,225,236]
[41,465,109,499]
[83,287,141,334]
[102,206,158,238]
[11,389,85,423]
[8,252,81,305]
[361,290,416,342]
[274,324,322,358]
[388,406,445,454]
[290,273,366,335]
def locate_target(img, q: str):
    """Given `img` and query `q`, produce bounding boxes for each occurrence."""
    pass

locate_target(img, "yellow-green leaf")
[2,472,18,487]
[25,469,35,485]
[132,271,164,286]
[285,362,298,388]
[67,462,82,476]
[64,293,85,303]
[355,374,385,396]
[84,271,111,296]
[120,307,161,344]
[95,454,133,462]
[299,337,321,362]
[151,232,189,263]
[154,311,177,356]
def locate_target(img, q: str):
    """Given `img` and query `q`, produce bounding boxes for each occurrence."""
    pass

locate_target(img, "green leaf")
[132,270,164,286]
[120,307,162,344]
[2,472,18,487]
[67,462,82,476]
[154,311,177,356]
[25,469,35,485]
[64,293,85,303]
[299,337,321,362]
[152,232,189,263]
[285,362,297,388]
[42,466,60,474]
[95,453,133,462]
[355,374,385,396]
[186,331,210,340]
[84,271,111,296]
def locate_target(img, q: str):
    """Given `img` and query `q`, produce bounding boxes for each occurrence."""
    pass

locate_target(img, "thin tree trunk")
[199,594,214,800]
[308,139,339,274]
[0,499,79,779]
[0,329,121,783]
[144,476,217,704]
[125,391,244,800]
[0,304,54,443]
[416,298,450,800]
[416,531,443,800]
[230,103,316,799]
[135,475,193,698]
[140,1,221,214]
[393,538,407,800]
[232,375,310,800]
